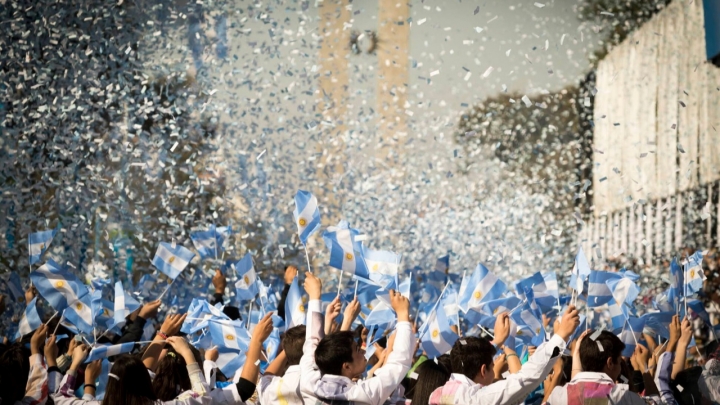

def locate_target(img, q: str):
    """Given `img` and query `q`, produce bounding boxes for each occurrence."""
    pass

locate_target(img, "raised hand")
[303,271,322,300]
[69,344,89,371]
[635,345,650,371]
[284,265,298,284]
[667,315,680,352]
[324,295,342,335]
[166,336,196,365]
[45,333,59,367]
[212,270,227,295]
[253,313,275,343]
[160,312,188,337]
[85,359,103,383]
[556,305,581,342]
[491,312,510,347]
[30,324,48,356]
[138,300,162,320]
[389,289,410,322]
[679,317,693,345]
[341,298,361,331]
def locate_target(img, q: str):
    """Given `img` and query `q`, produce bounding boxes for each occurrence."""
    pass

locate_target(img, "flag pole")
[52,310,65,336]
[44,310,59,325]
[417,280,452,341]
[247,299,254,329]
[683,254,689,318]
[157,278,175,301]
[303,243,312,273]
[624,317,639,346]
[353,279,359,299]
[213,223,218,261]
[337,271,344,297]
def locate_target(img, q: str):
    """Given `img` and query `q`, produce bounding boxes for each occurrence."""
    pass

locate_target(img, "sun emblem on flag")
[432,329,439,338]
[298,304,305,313]
[55,281,64,288]
[372,264,379,272]
[75,302,83,310]
[103,309,109,316]
[345,253,353,261]
[226,334,235,341]
[298,218,307,227]
[168,256,175,264]
[243,275,250,285]
[690,270,695,278]
[536,328,541,334]
[474,291,482,300]
[493,308,499,314]
[517,330,523,336]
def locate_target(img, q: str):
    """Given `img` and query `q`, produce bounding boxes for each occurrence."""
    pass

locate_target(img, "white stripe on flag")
[157,245,190,272]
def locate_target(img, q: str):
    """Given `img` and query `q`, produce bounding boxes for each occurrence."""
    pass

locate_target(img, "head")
[544,355,572,388]
[450,337,496,386]
[152,348,192,400]
[0,343,31,404]
[315,331,366,378]
[409,360,451,405]
[282,325,306,366]
[101,355,157,405]
[579,330,625,381]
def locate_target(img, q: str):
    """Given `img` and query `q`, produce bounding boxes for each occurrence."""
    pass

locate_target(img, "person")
[299,271,414,405]
[406,360,450,405]
[428,306,580,405]
[0,324,49,405]
[52,336,212,405]
[202,312,275,405]
[543,328,678,404]
[257,325,306,405]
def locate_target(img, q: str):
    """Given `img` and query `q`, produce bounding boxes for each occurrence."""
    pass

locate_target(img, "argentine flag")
[190,225,231,260]
[85,342,136,363]
[606,277,640,308]
[458,263,506,313]
[363,248,400,288]
[685,251,705,294]
[232,253,259,302]
[421,303,458,359]
[64,294,95,335]
[668,258,684,306]
[293,190,321,244]
[15,297,42,340]
[31,259,89,311]
[29,228,59,265]
[208,319,252,352]
[608,299,627,332]
[619,317,645,357]
[570,247,592,294]
[284,277,306,330]
[322,221,369,278]
[152,242,195,280]
[587,270,622,307]
[111,281,140,329]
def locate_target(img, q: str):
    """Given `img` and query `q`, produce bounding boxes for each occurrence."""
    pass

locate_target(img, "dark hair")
[282,325,306,366]
[437,354,452,374]
[152,348,191,400]
[101,355,157,405]
[450,337,496,381]
[315,331,355,375]
[0,343,31,404]
[153,345,202,400]
[409,360,450,405]
[579,331,625,373]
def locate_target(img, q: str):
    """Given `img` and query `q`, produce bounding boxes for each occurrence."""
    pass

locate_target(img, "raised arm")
[462,305,579,405]
[672,318,692,379]
[142,312,186,371]
[358,290,413,405]
[22,324,50,405]
[298,271,324,401]
[341,298,361,331]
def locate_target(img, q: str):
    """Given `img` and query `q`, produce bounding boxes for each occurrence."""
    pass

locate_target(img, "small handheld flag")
[293,190,321,245]
[85,342,136,363]
[152,242,195,280]
[284,277,306,330]
[232,253,259,302]
[29,228,59,265]
[15,297,42,340]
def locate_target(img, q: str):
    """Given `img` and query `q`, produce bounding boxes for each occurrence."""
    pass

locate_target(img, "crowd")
[1,259,720,405]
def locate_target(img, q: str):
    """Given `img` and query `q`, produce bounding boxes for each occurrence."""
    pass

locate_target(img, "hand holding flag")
[152,242,195,280]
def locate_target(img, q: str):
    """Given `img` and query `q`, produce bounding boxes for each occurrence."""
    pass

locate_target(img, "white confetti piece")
[534,2,545,8]
[482,67,493,78]
[430,70,440,77]
[521,95,532,107]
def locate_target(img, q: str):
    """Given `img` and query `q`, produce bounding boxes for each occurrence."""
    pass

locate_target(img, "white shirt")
[258,365,303,405]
